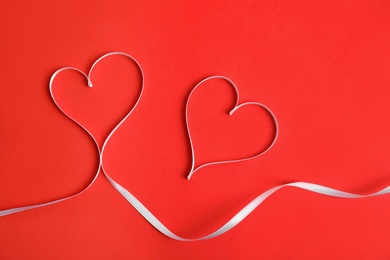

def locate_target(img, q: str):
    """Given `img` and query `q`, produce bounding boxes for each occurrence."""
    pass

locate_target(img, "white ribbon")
[1,52,389,241]
[185,76,279,180]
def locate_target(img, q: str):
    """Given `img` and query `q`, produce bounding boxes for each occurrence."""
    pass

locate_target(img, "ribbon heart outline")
[2,52,390,242]
[0,52,145,217]
[186,76,279,180]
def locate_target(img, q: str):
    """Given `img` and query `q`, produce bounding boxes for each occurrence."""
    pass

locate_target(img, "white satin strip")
[1,52,390,242]
[97,179,390,241]
[185,76,279,180]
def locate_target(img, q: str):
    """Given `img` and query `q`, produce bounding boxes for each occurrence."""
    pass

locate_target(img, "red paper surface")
[1,0,390,259]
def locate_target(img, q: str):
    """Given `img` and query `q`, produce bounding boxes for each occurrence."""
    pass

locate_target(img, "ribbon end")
[187,170,194,180]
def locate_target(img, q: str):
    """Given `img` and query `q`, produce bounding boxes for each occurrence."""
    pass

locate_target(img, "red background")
[1,0,390,259]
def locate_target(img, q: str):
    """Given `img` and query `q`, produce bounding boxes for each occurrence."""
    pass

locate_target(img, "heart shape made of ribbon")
[185,76,279,179]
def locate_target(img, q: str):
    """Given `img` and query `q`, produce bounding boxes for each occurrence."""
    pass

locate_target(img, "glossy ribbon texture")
[1,52,389,241]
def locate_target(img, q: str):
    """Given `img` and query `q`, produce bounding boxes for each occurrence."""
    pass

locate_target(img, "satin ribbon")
[186,76,279,180]
[1,52,389,241]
